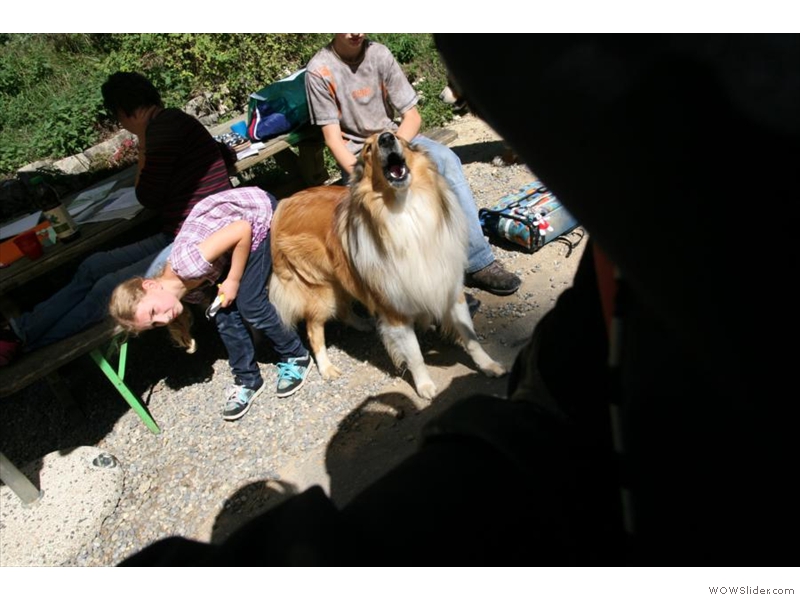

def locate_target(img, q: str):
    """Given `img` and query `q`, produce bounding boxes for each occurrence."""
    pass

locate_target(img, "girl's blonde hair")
[108,277,196,354]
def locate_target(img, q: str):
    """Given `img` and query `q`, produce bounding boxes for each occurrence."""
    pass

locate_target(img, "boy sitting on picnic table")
[305,33,521,297]
[0,72,232,366]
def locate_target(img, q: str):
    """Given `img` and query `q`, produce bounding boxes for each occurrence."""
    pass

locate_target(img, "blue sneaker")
[222,382,265,421]
[276,354,312,397]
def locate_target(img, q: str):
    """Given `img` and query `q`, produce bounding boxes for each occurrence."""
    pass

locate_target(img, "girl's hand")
[218,279,240,307]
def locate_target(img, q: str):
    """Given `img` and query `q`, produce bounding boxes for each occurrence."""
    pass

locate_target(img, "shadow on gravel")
[450,140,511,166]
[324,370,507,508]
[195,370,507,542]
[211,479,300,544]
[319,319,495,388]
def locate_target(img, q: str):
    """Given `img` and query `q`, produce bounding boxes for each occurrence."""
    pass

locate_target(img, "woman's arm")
[134,138,146,187]
[196,220,252,306]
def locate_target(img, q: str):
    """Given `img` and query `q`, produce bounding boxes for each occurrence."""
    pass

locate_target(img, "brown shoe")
[464,261,521,296]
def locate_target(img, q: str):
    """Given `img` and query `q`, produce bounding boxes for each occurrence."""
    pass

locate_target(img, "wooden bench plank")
[423,127,458,147]
[0,319,122,397]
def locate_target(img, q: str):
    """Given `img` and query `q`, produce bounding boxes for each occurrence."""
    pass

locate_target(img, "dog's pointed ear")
[362,139,373,160]
[352,154,365,183]
[353,140,372,184]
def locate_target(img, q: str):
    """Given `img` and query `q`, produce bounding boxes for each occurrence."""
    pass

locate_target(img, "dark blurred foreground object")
[120,35,797,566]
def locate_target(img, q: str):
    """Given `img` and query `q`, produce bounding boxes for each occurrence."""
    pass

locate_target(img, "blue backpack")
[479,179,582,254]
[246,69,309,141]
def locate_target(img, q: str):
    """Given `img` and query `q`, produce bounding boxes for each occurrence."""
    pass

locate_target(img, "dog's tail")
[269,231,332,325]
[267,272,302,329]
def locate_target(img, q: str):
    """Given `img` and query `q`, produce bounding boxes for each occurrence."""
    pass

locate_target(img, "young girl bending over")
[109,187,311,421]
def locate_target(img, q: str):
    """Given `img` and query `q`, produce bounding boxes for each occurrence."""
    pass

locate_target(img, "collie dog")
[269,132,505,399]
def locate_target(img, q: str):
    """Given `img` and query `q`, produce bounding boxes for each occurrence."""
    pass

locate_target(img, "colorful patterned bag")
[479,179,581,253]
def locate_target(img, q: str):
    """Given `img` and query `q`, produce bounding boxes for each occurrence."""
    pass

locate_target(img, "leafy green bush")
[371,33,452,128]
[103,33,331,117]
[0,35,108,176]
[0,33,454,180]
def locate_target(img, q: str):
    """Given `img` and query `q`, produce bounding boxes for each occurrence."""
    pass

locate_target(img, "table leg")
[90,340,160,435]
[0,451,41,505]
[298,140,328,186]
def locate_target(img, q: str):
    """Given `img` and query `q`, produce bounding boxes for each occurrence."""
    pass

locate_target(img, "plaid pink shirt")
[170,187,273,287]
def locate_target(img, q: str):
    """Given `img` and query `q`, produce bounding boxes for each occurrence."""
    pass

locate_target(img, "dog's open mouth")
[384,151,409,185]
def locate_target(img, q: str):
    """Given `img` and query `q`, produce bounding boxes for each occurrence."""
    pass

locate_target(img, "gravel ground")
[0,114,587,565]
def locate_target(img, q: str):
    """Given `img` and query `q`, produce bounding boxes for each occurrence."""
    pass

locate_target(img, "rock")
[83,131,136,163]
[197,113,220,127]
[52,154,91,175]
[18,159,54,173]
[184,94,214,119]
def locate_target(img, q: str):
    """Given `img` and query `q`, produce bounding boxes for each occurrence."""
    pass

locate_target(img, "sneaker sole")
[222,381,266,421]
[482,285,520,296]
[275,362,313,398]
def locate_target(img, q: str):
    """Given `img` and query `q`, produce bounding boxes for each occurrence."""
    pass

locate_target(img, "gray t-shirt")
[305,40,418,155]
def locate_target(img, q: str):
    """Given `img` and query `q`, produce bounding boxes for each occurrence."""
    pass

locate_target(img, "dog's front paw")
[415,379,438,400]
[479,360,507,378]
[318,363,343,379]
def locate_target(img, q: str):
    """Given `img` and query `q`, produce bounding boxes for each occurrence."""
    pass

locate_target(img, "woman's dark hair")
[101,71,163,118]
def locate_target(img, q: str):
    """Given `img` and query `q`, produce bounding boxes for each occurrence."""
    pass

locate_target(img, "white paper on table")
[67,179,119,216]
[0,211,42,240]
[237,146,260,160]
[100,187,139,212]
[72,187,137,224]
[79,188,144,223]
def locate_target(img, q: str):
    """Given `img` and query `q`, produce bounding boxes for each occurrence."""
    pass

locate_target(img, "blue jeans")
[11,232,173,352]
[213,231,307,389]
[412,135,495,273]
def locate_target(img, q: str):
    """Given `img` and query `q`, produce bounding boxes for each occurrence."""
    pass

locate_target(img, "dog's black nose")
[379,132,395,147]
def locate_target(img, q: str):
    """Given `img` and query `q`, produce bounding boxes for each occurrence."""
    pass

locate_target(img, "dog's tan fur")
[269,132,505,399]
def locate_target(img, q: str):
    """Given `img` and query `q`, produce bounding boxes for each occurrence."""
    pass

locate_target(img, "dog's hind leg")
[307,319,341,379]
[378,318,437,400]
[445,294,507,377]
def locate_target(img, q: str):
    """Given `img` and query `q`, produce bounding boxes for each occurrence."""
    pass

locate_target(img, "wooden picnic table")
[0,165,149,314]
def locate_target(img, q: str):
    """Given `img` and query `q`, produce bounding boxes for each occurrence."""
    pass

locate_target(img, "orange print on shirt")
[352,87,372,99]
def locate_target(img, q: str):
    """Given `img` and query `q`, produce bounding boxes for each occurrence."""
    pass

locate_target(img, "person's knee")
[76,252,116,283]
[442,146,463,170]
[238,302,277,330]
[87,271,129,306]
[425,141,463,174]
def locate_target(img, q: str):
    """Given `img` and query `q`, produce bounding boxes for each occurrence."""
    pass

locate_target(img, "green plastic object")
[89,335,160,435]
